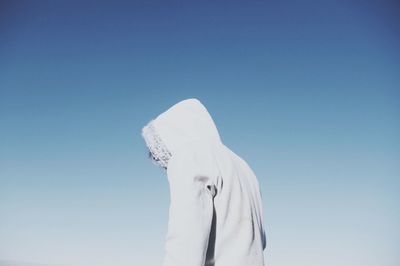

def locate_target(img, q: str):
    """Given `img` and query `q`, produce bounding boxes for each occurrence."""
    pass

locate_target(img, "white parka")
[141,98,266,266]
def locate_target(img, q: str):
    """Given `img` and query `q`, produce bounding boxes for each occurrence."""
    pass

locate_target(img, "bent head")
[141,98,222,170]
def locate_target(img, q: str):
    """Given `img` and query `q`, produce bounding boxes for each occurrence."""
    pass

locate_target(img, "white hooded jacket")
[141,98,266,266]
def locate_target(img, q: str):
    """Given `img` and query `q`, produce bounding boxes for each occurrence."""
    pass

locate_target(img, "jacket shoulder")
[167,140,221,183]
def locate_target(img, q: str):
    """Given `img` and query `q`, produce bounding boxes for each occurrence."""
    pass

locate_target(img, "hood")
[141,98,222,169]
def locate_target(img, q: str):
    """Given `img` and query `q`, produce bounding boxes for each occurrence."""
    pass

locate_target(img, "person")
[141,98,267,266]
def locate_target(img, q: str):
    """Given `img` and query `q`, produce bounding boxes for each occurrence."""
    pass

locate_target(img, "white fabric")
[141,98,266,266]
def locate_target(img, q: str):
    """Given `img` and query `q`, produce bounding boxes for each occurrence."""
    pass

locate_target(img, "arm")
[162,150,217,266]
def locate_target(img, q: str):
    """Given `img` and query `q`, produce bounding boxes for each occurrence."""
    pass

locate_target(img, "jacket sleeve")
[162,149,217,266]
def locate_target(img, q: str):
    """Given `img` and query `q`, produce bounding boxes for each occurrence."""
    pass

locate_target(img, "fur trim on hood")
[141,98,222,169]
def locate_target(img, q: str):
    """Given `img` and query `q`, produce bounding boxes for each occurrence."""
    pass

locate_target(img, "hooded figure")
[141,98,266,266]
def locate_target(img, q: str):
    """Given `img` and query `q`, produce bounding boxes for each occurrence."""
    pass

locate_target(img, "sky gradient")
[1,1,399,266]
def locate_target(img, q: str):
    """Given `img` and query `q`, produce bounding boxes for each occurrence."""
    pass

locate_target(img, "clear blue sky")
[0,1,399,265]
